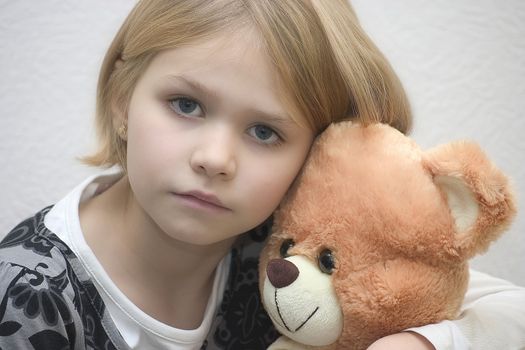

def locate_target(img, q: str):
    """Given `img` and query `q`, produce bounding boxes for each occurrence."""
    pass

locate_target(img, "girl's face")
[123,29,315,246]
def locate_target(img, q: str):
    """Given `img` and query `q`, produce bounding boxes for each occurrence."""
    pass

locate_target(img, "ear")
[111,82,129,133]
[110,58,128,136]
[423,141,516,259]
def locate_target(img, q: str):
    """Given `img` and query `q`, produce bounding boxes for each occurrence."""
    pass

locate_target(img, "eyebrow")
[165,74,219,100]
[164,74,297,127]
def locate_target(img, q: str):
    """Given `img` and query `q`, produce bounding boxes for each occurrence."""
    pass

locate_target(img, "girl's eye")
[248,125,281,145]
[168,97,203,117]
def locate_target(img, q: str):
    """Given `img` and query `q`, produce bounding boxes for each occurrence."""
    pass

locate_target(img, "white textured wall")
[1,1,524,285]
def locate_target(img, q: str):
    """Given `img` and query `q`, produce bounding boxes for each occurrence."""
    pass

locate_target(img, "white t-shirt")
[44,172,231,350]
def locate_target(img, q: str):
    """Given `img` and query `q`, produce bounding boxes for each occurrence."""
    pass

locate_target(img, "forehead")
[134,30,309,128]
[140,29,262,86]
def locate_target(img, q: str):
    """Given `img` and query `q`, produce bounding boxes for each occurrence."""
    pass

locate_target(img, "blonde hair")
[83,0,411,168]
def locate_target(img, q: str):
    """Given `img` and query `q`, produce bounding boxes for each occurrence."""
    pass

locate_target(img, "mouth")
[173,190,231,211]
[272,289,319,333]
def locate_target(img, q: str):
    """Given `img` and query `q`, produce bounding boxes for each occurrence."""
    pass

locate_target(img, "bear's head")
[259,122,516,350]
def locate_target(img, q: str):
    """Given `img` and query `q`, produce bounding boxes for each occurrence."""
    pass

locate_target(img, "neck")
[80,175,234,329]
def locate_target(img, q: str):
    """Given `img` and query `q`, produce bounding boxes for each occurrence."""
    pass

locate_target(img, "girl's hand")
[367,332,436,350]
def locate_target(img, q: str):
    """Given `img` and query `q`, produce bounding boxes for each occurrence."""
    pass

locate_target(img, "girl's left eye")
[247,124,281,145]
[168,97,203,117]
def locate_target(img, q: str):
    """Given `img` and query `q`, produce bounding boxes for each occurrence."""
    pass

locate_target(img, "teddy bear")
[259,121,516,350]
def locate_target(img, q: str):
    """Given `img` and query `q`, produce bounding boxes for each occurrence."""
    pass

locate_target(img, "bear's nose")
[267,258,299,288]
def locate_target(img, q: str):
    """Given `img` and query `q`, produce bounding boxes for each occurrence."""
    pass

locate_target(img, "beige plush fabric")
[260,122,515,350]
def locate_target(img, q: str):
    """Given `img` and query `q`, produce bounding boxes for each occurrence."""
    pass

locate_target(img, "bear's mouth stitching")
[274,289,320,332]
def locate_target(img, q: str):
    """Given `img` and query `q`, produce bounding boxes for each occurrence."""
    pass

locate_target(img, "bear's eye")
[318,249,335,274]
[279,239,295,258]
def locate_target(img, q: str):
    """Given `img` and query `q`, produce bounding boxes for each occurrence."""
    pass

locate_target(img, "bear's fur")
[259,122,516,350]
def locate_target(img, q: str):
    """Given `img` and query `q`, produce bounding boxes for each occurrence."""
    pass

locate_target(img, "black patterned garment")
[0,207,278,349]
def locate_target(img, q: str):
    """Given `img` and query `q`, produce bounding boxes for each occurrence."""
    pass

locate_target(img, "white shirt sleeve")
[406,269,525,350]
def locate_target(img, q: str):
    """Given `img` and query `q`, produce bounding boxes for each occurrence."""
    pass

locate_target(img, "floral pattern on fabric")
[206,218,279,349]
[0,207,120,350]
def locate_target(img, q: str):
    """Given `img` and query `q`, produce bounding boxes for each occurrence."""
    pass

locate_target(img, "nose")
[267,258,299,288]
[190,126,237,180]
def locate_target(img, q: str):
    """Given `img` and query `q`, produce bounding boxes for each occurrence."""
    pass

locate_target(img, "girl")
[0,1,523,349]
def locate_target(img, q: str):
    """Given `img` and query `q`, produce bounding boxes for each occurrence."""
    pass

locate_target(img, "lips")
[175,190,231,211]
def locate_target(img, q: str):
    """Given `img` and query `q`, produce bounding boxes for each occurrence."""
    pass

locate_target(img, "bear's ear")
[423,141,516,259]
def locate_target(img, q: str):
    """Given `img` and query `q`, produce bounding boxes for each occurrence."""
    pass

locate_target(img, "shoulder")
[1,206,67,265]
[0,208,78,347]
[0,207,124,350]
[1,206,73,273]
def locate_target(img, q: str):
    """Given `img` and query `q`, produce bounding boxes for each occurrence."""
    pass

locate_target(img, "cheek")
[126,115,183,188]
[243,156,306,216]
[127,105,182,163]
[127,128,159,179]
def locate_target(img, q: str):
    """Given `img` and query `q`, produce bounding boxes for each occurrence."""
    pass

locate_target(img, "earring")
[117,123,127,141]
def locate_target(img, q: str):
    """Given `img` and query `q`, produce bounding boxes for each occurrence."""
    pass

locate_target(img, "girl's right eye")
[168,97,203,118]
